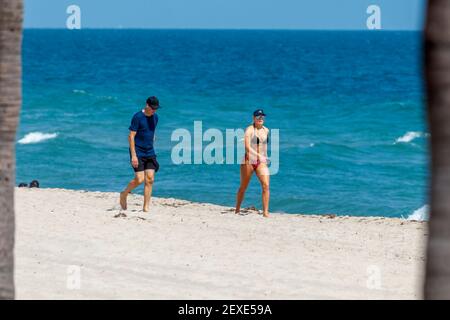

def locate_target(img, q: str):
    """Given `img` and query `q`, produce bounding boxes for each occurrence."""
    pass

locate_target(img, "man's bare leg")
[235,164,253,214]
[143,169,155,212]
[120,172,145,210]
[256,165,270,217]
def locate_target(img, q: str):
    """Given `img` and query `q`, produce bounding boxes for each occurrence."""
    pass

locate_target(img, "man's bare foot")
[120,191,128,210]
[143,206,150,212]
[262,212,270,218]
[235,209,240,214]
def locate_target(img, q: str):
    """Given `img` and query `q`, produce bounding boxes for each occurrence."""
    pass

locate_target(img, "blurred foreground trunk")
[0,0,23,299]
[425,0,450,299]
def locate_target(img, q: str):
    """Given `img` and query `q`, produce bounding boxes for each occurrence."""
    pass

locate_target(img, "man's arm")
[129,130,138,168]
[153,115,158,142]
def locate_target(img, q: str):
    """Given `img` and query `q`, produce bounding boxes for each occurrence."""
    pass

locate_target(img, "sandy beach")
[14,188,427,299]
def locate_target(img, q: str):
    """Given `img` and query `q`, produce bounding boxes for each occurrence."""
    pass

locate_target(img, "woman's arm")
[244,126,259,160]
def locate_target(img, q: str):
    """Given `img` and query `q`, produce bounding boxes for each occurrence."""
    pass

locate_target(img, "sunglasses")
[255,115,265,120]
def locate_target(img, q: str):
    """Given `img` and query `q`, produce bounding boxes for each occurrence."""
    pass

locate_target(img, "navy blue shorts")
[132,156,159,173]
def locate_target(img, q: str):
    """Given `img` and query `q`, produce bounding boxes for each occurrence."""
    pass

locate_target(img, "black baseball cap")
[146,96,161,109]
[253,109,266,117]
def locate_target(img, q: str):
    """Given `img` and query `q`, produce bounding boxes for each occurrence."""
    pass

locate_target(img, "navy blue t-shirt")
[129,111,158,158]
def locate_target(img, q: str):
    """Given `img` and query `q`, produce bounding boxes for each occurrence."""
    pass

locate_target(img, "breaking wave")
[18,132,58,145]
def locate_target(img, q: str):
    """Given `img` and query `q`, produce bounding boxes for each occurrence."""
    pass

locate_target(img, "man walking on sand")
[120,96,160,212]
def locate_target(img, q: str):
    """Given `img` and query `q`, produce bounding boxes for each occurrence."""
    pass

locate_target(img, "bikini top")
[251,125,269,145]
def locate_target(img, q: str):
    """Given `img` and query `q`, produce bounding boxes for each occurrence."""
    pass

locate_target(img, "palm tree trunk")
[425,0,450,299]
[0,0,23,300]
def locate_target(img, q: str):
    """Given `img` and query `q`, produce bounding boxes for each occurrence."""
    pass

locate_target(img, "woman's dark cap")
[253,109,266,117]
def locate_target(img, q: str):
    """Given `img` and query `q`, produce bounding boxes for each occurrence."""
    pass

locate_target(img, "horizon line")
[23,27,423,32]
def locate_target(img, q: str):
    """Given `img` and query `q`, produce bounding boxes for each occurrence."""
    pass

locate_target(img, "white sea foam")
[395,131,429,144]
[18,132,58,145]
[407,205,429,221]
[72,89,86,94]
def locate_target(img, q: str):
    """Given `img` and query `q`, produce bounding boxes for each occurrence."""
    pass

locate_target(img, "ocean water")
[18,29,428,218]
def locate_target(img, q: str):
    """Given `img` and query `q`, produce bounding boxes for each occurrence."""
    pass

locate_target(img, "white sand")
[14,188,426,299]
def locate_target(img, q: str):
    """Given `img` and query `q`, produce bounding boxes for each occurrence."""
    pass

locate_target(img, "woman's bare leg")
[256,164,270,217]
[235,164,254,214]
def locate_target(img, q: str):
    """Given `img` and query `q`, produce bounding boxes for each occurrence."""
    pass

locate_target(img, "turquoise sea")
[17,29,428,218]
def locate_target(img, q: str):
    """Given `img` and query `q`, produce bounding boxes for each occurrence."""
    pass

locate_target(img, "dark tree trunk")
[425,0,450,299]
[0,0,23,299]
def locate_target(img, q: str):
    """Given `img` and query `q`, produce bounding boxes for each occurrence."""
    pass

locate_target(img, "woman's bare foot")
[143,206,150,212]
[119,192,128,210]
[262,212,270,218]
[235,208,240,214]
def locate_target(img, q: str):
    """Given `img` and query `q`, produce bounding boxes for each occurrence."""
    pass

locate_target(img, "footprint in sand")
[114,212,127,218]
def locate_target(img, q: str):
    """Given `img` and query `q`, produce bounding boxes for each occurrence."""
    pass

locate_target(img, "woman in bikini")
[235,109,270,218]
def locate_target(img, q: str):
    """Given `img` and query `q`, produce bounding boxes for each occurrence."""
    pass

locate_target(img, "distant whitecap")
[395,131,429,144]
[18,132,58,145]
